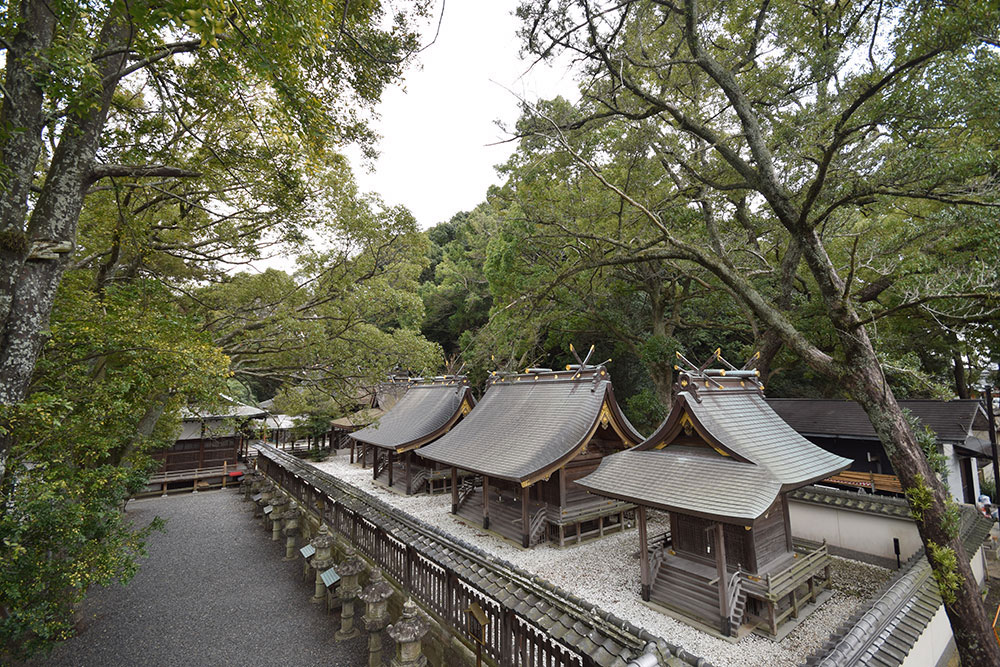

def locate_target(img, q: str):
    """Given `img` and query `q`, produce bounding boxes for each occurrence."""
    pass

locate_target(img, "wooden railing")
[528,507,548,547]
[257,446,660,667]
[726,568,743,629]
[409,468,430,494]
[744,541,830,601]
[457,477,477,509]
[648,530,671,584]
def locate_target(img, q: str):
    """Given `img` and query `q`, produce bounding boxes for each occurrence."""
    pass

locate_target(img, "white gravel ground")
[312,450,891,667]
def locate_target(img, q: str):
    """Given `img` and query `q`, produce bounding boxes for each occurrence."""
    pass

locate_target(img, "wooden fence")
[258,446,628,667]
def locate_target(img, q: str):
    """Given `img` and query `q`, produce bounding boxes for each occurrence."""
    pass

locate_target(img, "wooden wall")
[751,497,791,571]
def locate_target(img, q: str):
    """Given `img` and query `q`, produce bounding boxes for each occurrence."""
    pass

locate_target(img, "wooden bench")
[825,470,903,494]
[142,464,241,497]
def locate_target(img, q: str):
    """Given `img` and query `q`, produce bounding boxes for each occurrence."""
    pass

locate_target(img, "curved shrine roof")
[577,372,851,523]
[351,379,473,452]
[417,367,643,485]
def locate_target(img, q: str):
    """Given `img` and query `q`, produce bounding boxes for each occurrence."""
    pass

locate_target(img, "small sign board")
[252,493,263,502]
[263,505,274,514]
[300,544,316,559]
[320,567,341,589]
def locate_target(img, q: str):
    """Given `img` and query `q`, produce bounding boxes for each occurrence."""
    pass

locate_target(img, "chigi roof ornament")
[673,349,763,402]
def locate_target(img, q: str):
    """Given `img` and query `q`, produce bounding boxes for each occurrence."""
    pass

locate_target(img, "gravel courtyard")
[27,488,368,667]
[313,449,893,667]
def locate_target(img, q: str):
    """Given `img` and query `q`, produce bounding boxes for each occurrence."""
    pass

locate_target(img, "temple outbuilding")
[576,355,851,637]
[417,365,644,548]
[350,376,474,495]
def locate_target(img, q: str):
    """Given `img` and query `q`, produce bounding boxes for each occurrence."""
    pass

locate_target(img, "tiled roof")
[418,368,642,483]
[351,380,472,452]
[767,399,988,451]
[804,505,993,666]
[577,449,781,523]
[577,376,850,521]
[688,391,852,487]
[788,485,913,520]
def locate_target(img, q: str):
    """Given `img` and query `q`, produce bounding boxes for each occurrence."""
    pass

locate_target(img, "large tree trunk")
[796,229,1000,666]
[0,0,136,488]
[844,339,996,665]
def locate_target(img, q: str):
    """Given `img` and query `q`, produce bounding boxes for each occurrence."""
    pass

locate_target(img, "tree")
[517,0,1000,662]
[0,0,430,487]
[419,207,496,358]
[0,0,435,655]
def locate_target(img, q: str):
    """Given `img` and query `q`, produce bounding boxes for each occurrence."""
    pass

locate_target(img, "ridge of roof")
[638,389,851,488]
[418,370,642,483]
[788,485,913,520]
[351,382,472,451]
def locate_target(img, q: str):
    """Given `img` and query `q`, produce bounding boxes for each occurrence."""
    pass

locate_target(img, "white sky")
[347,1,579,230]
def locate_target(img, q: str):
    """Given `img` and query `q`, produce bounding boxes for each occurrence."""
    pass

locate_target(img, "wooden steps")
[650,558,722,627]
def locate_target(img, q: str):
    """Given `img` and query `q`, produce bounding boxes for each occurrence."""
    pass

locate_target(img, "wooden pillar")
[350,439,355,464]
[482,475,490,530]
[521,484,530,548]
[781,494,793,553]
[638,505,650,601]
[451,467,458,514]
[559,468,566,509]
[405,451,412,495]
[388,450,394,488]
[361,443,366,469]
[715,522,729,634]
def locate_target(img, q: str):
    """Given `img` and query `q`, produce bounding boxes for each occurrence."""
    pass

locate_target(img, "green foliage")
[927,541,962,606]
[905,411,950,482]
[905,474,935,524]
[0,275,229,659]
[623,389,668,435]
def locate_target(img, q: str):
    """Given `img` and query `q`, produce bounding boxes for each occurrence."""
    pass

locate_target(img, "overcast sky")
[346,1,579,230]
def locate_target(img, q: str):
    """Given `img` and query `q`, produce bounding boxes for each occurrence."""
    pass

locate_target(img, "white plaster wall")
[788,500,922,561]
[901,602,953,667]
[943,443,964,503]
[900,546,985,667]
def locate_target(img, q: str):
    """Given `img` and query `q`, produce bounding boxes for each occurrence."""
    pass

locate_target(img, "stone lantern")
[334,557,366,640]
[282,503,301,560]
[254,480,274,519]
[310,525,337,603]
[387,597,430,667]
[245,471,265,502]
[359,569,394,667]
[269,494,290,541]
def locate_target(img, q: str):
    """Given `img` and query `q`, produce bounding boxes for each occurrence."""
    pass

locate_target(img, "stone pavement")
[30,489,369,666]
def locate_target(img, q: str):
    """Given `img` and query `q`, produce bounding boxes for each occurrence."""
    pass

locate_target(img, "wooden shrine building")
[576,355,851,637]
[417,364,644,548]
[351,376,475,495]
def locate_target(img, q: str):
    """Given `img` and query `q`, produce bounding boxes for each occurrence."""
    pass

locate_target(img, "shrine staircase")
[651,557,746,636]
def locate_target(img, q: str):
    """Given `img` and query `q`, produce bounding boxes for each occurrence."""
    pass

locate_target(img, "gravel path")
[28,489,368,667]
[314,450,892,667]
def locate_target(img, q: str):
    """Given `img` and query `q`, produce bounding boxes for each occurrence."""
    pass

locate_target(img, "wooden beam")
[638,505,650,601]
[483,475,490,530]
[781,493,793,553]
[405,450,412,495]
[522,484,530,548]
[715,522,729,634]
[388,450,394,488]
[451,467,458,514]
